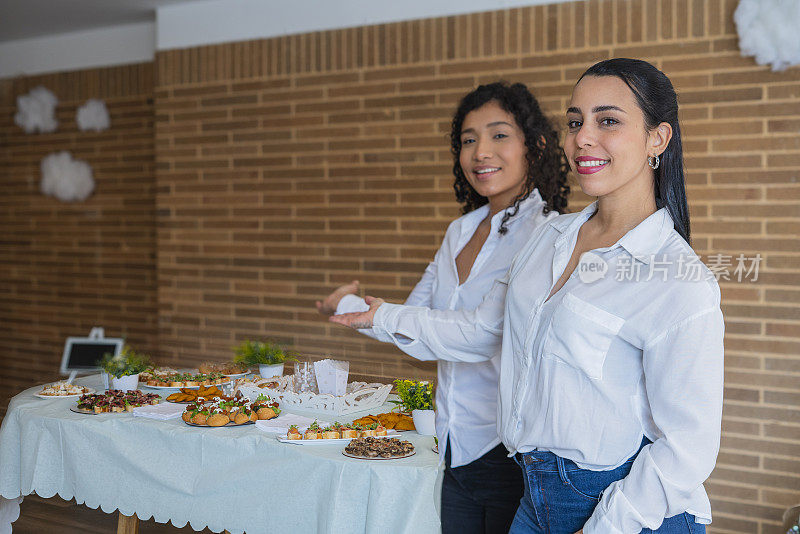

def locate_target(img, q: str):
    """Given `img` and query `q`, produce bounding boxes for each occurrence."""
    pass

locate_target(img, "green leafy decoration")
[232,339,299,366]
[98,345,151,378]
[390,379,434,412]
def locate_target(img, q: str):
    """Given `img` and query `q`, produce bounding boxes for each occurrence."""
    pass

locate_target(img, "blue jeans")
[442,442,524,534]
[508,442,705,534]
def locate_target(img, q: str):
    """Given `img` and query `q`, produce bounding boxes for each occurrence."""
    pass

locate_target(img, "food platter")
[342,449,416,460]
[36,387,95,399]
[72,390,161,414]
[165,386,227,404]
[276,430,399,445]
[342,436,415,459]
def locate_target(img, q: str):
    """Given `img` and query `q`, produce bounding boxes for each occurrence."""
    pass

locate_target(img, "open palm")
[329,296,385,329]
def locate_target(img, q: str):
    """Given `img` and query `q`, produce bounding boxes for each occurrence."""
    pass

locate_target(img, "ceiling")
[0,0,196,42]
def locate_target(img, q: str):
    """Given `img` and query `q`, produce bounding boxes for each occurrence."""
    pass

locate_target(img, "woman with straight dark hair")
[317,81,569,534]
[331,58,723,533]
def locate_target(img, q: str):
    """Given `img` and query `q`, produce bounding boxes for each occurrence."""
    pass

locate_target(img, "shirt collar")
[489,188,546,231]
[550,202,675,264]
[461,189,547,235]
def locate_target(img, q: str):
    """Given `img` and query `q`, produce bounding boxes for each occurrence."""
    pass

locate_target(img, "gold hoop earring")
[648,154,660,170]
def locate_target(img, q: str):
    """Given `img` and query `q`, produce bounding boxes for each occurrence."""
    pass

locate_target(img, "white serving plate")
[276,430,399,445]
[35,387,95,399]
[342,449,416,460]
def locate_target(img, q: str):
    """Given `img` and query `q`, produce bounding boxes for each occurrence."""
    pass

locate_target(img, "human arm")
[329,258,438,342]
[330,274,509,363]
[583,306,725,533]
[316,280,361,316]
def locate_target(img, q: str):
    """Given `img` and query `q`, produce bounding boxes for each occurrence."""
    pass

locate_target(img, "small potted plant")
[233,339,297,378]
[392,379,435,436]
[98,345,151,391]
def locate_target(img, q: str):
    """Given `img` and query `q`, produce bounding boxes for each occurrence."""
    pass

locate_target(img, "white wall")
[157,0,565,51]
[0,23,154,78]
[1,0,570,78]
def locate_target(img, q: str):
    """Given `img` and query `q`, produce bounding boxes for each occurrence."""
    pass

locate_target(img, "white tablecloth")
[0,375,441,533]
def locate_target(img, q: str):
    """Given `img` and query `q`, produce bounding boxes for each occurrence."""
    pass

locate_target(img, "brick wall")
[0,64,158,418]
[2,0,799,531]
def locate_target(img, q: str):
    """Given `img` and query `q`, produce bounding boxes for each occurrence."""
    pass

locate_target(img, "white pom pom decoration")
[14,86,58,133]
[735,0,800,71]
[40,151,95,202]
[76,99,111,132]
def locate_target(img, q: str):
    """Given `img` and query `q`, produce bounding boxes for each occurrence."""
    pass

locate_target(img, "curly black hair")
[450,81,570,234]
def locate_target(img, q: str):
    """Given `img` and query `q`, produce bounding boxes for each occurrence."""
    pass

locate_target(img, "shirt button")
[516,421,522,430]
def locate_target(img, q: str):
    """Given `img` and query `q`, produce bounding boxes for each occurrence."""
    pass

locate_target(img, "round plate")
[183,419,255,428]
[70,405,154,415]
[36,387,95,399]
[342,449,416,460]
[70,406,99,415]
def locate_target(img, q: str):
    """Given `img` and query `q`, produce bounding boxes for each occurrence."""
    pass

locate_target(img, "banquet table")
[0,375,442,534]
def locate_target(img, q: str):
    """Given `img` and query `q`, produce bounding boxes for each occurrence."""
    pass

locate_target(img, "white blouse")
[337,191,556,468]
[372,203,725,533]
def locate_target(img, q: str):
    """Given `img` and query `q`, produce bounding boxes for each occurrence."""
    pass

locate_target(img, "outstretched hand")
[329,296,385,329]
[315,280,360,316]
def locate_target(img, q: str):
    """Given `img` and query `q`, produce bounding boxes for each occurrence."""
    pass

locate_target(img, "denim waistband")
[515,437,650,472]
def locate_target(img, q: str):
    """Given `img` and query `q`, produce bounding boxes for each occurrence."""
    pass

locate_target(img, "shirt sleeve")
[335,257,439,343]
[371,273,508,362]
[583,306,725,533]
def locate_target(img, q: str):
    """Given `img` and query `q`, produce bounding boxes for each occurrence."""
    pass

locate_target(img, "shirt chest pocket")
[543,293,625,380]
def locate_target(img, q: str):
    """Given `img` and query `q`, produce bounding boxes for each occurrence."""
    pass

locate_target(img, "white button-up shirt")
[373,202,724,533]
[337,191,556,468]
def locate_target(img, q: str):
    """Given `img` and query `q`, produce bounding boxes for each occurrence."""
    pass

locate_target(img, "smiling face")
[458,101,528,211]
[564,75,667,204]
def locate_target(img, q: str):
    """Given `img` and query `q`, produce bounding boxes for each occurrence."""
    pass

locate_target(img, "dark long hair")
[450,82,570,234]
[579,58,691,243]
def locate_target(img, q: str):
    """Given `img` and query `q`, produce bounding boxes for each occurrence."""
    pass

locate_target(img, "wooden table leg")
[117,511,139,534]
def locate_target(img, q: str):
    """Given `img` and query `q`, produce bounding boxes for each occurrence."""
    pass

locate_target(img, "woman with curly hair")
[332,59,724,533]
[317,81,569,533]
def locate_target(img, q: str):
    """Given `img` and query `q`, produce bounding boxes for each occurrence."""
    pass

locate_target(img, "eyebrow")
[461,121,515,135]
[566,105,627,115]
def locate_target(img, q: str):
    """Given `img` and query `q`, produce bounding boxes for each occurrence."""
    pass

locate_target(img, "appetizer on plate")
[181,392,280,427]
[343,437,415,459]
[252,394,281,420]
[285,421,390,441]
[141,368,228,388]
[166,386,224,403]
[38,382,91,397]
[304,421,321,440]
[75,390,160,414]
[352,412,415,431]
[198,361,248,375]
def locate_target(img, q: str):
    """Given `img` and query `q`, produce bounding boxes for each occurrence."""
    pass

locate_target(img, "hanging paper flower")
[734,0,800,71]
[76,99,111,132]
[40,151,95,202]
[14,86,58,133]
